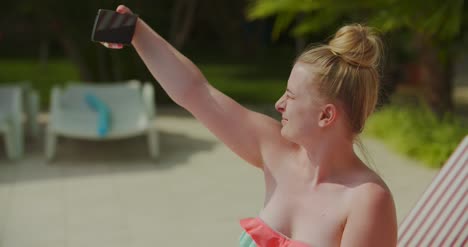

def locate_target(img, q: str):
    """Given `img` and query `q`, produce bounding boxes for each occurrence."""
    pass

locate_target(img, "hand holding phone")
[91,6,138,48]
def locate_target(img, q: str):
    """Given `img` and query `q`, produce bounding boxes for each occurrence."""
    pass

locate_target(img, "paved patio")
[0,107,439,247]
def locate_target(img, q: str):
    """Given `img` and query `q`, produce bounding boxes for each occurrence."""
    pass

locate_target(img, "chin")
[280,128,298,143]
[280,128,289,139]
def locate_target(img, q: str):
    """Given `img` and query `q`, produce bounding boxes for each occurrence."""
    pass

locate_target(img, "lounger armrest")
[28,89,40,135]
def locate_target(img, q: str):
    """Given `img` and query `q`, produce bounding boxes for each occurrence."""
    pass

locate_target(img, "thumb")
[116,5,133,15]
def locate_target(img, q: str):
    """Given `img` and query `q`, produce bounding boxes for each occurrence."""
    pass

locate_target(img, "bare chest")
[259,183,349,247]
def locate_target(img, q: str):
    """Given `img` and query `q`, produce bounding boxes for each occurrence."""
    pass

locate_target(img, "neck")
[299,135,361,186]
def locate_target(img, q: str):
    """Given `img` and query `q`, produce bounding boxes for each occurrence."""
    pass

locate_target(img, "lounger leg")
[45,127,57,160]
[28,91,40,137]
[147,128,159,160]
[13,124,24,159]
[4,125,17,160]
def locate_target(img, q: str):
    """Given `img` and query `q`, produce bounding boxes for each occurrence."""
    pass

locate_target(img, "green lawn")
[199,63,287,104]
[0,59,289,108]
[0,59,80,108]
[3,58,463,168]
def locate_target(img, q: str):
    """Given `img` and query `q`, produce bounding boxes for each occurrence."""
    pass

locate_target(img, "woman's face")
[275,63,329,143]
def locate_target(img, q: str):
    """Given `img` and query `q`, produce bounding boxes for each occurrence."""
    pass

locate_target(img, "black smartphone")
[91,9,138,45]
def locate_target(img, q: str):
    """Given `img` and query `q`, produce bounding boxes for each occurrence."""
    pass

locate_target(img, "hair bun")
[328,24,382,68]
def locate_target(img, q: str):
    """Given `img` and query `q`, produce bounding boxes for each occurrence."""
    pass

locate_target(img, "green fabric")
[239,230,257,247]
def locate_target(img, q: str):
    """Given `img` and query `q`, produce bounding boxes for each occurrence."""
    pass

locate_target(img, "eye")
[285,89,295,99]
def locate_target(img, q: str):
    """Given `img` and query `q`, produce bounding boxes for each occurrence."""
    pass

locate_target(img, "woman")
[103,5,397,247]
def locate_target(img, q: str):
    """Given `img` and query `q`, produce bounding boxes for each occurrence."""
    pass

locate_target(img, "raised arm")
[107,5,292,168]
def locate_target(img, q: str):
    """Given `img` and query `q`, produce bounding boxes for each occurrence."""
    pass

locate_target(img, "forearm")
[131,18,206,105]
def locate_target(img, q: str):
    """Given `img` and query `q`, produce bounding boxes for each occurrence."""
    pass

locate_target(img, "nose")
[275,94,286,113]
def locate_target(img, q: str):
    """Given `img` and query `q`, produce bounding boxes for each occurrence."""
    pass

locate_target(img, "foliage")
[368,0,465,42]
[0,59,290,108]
[247,0,467,116]
[0,59,79,108]
[247,0,466,43]
[199,63,286,104]
[364,101,467,168]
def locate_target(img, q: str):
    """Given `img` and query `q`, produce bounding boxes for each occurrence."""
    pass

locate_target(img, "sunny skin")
[103,5,397,246]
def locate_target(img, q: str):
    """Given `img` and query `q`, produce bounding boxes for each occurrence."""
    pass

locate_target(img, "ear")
[318,104,337,127]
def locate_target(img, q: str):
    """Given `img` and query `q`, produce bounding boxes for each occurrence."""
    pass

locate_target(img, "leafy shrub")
[365,103,467,168]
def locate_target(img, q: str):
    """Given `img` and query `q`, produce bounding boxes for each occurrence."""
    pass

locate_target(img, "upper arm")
[131,20,292,169]
[340,184,398,247]
[182,82,291,169]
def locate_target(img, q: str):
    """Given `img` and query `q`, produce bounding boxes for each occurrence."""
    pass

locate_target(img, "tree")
[169,0,198,50]
[1,0,180,82]
[247,0,467,114]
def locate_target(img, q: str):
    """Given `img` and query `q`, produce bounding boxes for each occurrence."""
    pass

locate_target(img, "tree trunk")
[169,0,197,50]
[97,47,110,81]
[110,52,123,81]
[39,38,49,69]
[295,14,306,54]
[417,36,454,115]
[58,34,93,81]
[295,36,306,54]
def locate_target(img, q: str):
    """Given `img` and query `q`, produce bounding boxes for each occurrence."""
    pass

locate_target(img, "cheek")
[294,105,321,132]
[295,103,317,123]
[281,120,313,143]
[284,106,316,135]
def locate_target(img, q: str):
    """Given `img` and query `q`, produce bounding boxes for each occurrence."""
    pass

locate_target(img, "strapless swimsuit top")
[239,217,311,247]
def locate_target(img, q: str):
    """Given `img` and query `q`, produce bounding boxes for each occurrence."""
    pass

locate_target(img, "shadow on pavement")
[0,130,218,184]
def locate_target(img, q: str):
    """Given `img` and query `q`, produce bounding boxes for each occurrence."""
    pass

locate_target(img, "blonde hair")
[296,24,382,134]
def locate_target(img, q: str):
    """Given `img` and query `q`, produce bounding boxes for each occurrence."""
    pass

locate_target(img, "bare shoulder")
[352,171,392,201]
[351,178,395,217]
[349,169,395,221]
[340,169,397,247]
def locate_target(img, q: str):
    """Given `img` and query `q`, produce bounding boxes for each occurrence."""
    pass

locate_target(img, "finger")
[108,43,123,49]
[101,42,123,49]
[116,5,133,14]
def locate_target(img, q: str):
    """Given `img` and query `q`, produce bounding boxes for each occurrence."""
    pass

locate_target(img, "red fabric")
[240,217,311,247]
